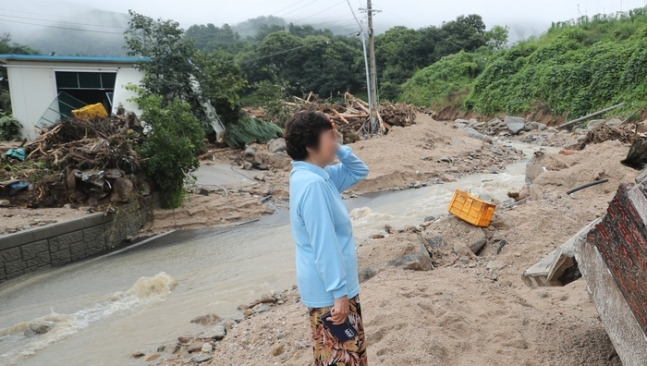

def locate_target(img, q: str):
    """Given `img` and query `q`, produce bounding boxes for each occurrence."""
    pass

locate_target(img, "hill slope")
[400,7,647,120]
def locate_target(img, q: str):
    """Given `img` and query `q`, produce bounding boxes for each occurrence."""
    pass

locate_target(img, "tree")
[124,10,197,106]
[135,93,205,209]
[486,25,509,50]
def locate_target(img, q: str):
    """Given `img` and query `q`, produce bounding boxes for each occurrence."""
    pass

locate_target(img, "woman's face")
[308,122,338,166]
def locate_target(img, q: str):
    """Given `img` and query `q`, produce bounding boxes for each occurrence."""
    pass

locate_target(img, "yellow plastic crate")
[71,103,108,120]
[448,190,496,227]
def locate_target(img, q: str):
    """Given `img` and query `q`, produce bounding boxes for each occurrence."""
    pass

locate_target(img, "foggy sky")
[2,0,646,35]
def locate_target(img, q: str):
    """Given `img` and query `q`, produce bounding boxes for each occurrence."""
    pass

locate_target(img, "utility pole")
[366,0,380,133]
[366,0,381,133]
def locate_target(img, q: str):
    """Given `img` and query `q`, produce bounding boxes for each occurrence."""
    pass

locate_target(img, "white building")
[0,55,148,140]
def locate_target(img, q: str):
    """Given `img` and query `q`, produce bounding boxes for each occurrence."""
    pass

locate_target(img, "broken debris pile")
[1,112,146,207]
[246,92,417,143]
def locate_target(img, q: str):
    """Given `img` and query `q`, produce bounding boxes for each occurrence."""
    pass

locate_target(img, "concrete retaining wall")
[0,199,150,284]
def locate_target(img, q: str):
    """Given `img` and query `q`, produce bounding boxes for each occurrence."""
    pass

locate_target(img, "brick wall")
[0,199,150,284]
[586,183,647,336]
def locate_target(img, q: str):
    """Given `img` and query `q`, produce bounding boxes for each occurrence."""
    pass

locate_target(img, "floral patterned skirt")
[308,295,368,366]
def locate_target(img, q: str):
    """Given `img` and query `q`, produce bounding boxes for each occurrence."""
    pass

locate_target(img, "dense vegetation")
[183,15,507,104]
[401,7,647,119]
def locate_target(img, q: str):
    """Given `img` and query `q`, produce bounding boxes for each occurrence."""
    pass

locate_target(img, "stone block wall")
[0,199,150,284]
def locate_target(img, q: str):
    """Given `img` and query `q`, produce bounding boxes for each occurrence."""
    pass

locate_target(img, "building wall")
[5,61,145,140]
[112,67,144,115]
[7,66,57,140]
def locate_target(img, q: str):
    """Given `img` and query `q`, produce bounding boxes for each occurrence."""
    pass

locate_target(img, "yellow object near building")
[71,103,108,120]
[448,190,496,227]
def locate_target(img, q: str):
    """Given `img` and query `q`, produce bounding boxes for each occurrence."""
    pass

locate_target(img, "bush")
[135,94,206,209]
[224,115,283,149]
[0,115,22,141]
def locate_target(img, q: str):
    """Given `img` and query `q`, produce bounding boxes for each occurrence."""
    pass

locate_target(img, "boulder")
[386,241,433,271]
[268,138,287,154]
[504,116,526,135]
[428,216,487,254]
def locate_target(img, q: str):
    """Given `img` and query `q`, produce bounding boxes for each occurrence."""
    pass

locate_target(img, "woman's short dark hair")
[284,111,332,161]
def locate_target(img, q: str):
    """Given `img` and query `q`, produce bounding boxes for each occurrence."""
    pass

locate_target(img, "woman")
[285,111,370,366]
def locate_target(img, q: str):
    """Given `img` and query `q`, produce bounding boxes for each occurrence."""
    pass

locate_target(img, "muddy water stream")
[0,142,549,366]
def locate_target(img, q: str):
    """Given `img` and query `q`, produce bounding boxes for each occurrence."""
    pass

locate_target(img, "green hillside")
[400,7,647,120]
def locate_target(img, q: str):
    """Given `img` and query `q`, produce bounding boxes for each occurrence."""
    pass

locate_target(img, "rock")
[243,309,254,317]
[487,260,506,271]
[546,127,559,133]
[110,177,134,203]
[0,199,10,207]
[131,352,145,358]
[525,122,547,131]
[254,172,267,182]
[187,341,203,353]
[636,121,647,134]
[463,127,491,142]
[191,313,222,326]
[587,119,606,130]
[424,216,436,222]
[273,344,285,356]
[146,354,160,361]
[440,174,456,182]
[243,161,253,170]
[386,241,433,271]
[574,128,586,134]
[358,266,379,283]
[139,180,151,196]
[178,335,194,344]
[191,354,212,364]
[204,325,226,340]
[243,146,256,159]
[370,234,384,239]
[255,304,271,314]
[426,236,449,249]
[487,118,503,127]
[198,188,210,196]
[201,343,213,353]
[413,181,422,189]
[157,345,166,352]
[268,138,287,154]
[504,116,525,135]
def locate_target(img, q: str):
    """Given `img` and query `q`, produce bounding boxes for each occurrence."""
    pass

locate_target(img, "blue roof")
[0,54,151,63]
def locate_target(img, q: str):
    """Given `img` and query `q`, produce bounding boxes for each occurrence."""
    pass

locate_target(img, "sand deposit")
[150,126,636,365]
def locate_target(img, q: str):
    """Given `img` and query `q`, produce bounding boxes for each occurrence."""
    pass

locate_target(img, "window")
[55,72,117,90]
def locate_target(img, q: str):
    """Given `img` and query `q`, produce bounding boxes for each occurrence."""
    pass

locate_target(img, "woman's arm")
[326,145,369,193]
[300,181,349,300]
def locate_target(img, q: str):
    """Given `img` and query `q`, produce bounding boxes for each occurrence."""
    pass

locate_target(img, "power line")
[298,0,348,23]
[238,39,330,64]
[279,0,319,17]
[346,0,364,31]
[270,0,309,16]
[0,16,124,35]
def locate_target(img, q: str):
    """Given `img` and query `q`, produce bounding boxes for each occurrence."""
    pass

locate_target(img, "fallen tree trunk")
[558,103,624,129]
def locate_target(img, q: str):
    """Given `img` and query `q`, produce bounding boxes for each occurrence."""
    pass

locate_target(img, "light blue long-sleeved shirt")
[289,145,369,308]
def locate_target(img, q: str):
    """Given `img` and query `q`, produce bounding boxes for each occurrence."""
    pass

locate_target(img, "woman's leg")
[308,295,368,366]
